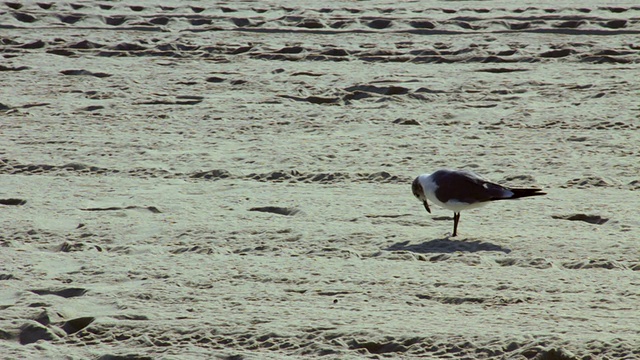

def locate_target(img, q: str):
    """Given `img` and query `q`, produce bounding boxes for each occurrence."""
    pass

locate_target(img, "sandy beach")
[1,1,639,359]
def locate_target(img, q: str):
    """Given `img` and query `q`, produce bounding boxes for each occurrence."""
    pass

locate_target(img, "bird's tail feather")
[508,188,546,199]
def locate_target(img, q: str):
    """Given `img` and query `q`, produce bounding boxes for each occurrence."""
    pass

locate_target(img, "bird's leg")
[452,212,460,237]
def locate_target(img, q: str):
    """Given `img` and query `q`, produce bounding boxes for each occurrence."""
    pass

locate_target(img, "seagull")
[412,169,546,237]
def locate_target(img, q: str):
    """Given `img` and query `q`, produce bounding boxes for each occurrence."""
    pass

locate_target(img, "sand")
[1,1,639,359]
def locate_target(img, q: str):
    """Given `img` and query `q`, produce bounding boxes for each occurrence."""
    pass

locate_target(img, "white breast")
[421,175,489,213]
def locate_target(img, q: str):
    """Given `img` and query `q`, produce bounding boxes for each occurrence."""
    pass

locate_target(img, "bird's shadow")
[386,238,511,254]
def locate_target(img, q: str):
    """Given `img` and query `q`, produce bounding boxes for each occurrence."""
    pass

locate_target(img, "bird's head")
[412,176,431,213]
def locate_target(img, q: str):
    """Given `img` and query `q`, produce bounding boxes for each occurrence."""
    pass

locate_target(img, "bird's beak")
[423,200,431,213]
